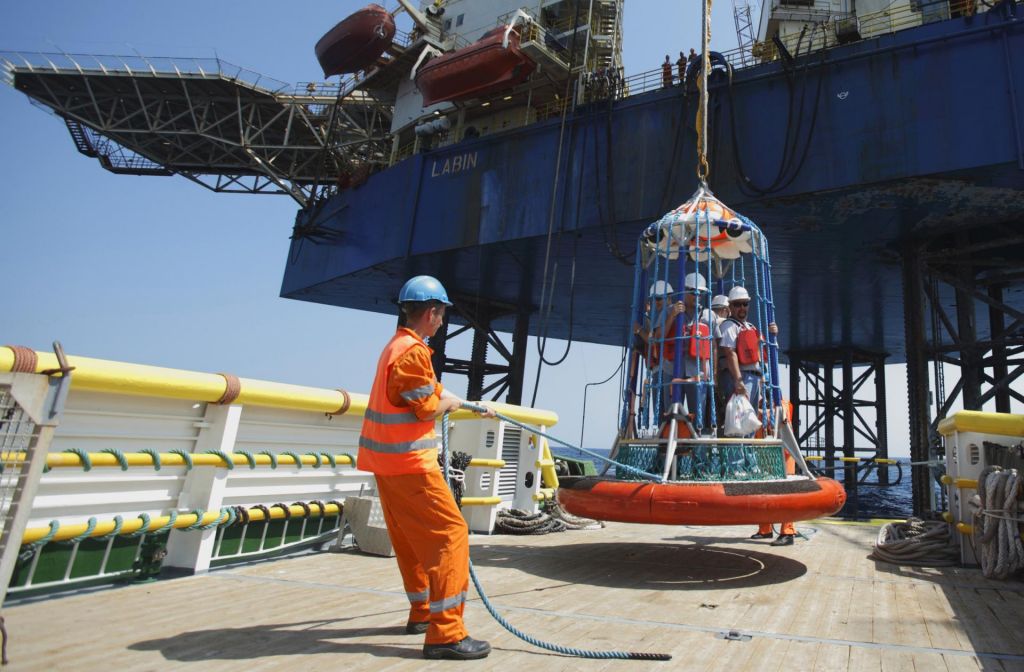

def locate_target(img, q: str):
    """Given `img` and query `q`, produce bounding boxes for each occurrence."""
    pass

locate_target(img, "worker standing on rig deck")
[358,275,496,660]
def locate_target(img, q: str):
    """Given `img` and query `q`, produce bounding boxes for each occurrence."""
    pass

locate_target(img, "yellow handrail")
[0,347,559,427]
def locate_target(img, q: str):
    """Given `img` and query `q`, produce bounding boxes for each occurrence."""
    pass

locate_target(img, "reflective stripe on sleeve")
[358,436,440,454]
[364,408,423,425]
[400,383,436,402]
[429,591,467,613]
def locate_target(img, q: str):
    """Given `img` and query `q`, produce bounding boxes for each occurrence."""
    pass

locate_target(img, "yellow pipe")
[468,458,505,468]
[942,511,952,523]
[874,458,896,464]
[937,410,1024,438]
[4,451,357,469]
[839,457,860,463]
[940,475,953,485]
[459,496,502,506]
[20,502,341,544]
[805,456,823,461]
[956,522,974,535]
[539,438,559,489]
[533,488,555,501]
[0,348,559,426]
[954,478,978,490]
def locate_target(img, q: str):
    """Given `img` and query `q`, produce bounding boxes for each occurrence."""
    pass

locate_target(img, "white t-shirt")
[719,318,762,372]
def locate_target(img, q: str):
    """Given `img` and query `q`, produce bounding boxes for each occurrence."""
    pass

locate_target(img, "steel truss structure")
[1,52,393,207]
[788,348,890,488]
[429,297,530,406]
[903,222,1024,514]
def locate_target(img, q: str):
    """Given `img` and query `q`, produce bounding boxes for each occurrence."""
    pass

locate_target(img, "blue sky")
[0,1,924,455]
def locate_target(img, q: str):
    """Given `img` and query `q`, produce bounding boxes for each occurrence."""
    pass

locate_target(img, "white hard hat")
[711,294,729,309]
[684,272,708,293]
[728,286,751,303]
[649,280,673,297]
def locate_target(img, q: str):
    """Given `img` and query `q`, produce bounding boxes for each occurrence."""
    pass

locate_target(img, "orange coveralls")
[358,328,470,645]
[757,401,796,537]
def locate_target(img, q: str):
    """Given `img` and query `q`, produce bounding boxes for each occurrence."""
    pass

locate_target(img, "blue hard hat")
[398,275,452,305]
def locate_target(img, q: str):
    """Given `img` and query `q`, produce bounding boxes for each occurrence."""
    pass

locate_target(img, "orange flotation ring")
[556,475,846,526]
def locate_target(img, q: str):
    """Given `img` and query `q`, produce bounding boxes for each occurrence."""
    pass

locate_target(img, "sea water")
[559,449,914,519]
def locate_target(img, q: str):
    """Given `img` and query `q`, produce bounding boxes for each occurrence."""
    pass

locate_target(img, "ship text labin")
[431,152,478,177]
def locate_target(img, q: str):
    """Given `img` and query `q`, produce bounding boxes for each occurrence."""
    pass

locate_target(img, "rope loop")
[305,452,323,469]
[153,510,179,535]
[252,504,272,522]
[125,513,152,538]
[271,503,293,519]
[280,451,302,469]
[234,505,250,526]
[219,506,237,528]
[185,509,208,530]
[291,501,312,518]
[326,500,344,517]
[63,448,92,472]
[100,448,130,471]
[309,500,326,517]
[62,517,98,544]
[340,453,357,469]
[169,449,194,470]
[95,515,125,540]
[321,452,337,468]
[204,449,235,470]
[27,520,60,549]
[258,451,278,469]
[235,449,257,469]
[140,448,161,471]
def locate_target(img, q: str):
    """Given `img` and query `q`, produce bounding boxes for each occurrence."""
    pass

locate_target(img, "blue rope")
[258,450,278,468]
[96,515,124,540]
[305,452,323,468]
[280,451,302,468]
[441,412,670,661]
[100,448,129,471]
[235,449,257,469]
[140,449,161,471]
[204,450,235,470]
[153,510,179,534]
[169,449,193,470]
[64,448,92,471]
[125,513,152,538]
[62,517,97,544]
[321,452,337,468]
[26,520,60,549]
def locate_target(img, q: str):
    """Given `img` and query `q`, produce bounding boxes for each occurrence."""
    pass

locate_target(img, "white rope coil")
[974,466,1024,579]
[870,517,959,567]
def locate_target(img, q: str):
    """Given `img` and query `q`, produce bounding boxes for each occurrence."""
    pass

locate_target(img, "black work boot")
[749,531,773,540]
[423,636,492,660]
[405,621,429,635]
[770,534,795,546]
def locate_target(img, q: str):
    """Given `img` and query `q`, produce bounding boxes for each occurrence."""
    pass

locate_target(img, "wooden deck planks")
[4,521,1024,671]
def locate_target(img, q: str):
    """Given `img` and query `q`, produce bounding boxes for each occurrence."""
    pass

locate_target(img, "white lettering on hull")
[430,152,478,177]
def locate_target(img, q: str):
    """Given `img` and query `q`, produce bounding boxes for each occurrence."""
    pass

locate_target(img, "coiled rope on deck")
[869,517,959,567]
[442,411,670,661]
[973,466,1024,579]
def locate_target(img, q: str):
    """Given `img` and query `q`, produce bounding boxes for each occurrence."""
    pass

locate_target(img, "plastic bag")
[724,393,762,437]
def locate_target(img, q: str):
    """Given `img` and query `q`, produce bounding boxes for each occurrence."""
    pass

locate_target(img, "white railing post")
[163,403,242,573]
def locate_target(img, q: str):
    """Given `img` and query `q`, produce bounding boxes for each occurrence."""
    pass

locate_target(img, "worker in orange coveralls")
[358,275,496,661]
[751,401,797,546]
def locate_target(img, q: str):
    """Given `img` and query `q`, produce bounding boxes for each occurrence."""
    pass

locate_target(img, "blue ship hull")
[282,10,1024,359]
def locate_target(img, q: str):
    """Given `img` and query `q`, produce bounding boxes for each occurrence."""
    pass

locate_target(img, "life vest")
[726,318,763,366]
[662,319,712,362]
[357,329,440,476]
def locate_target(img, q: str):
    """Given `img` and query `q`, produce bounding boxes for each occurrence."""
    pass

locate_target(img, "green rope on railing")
[204,450,235,470]
[305,452,322,469]
[153,510,179,534]
[339,453,356,469]
[140,448,161,471]
[27,520,60,548]
[96,515,124,540]
[63,448,92,472]
[62,517,98,544]
[194,508,228,530]
[235,449,257,469]
[184,509,208,530]
[321,452,337,468]
[125,513,152,538]
[257,450,278,469]
[100,448,130,471]
[279,451,302,469]
[219,506,237,528]
[169,449,193,470]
